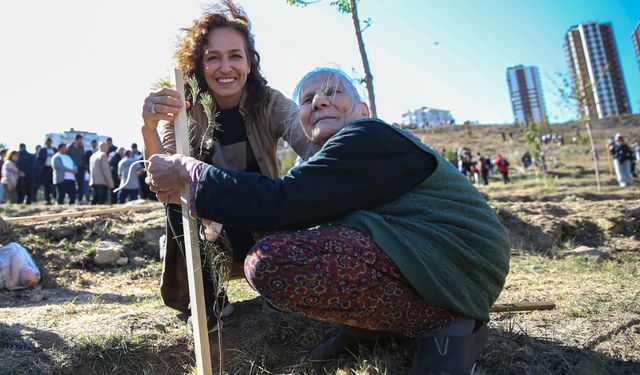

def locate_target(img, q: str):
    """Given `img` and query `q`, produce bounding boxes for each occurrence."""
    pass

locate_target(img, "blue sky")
[0,0,638,150]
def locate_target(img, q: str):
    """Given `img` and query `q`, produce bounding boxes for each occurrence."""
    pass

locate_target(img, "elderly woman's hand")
[147,154,200,203]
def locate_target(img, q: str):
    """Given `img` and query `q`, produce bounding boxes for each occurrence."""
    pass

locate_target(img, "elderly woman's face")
[298,73,367,146]
[201,27,250,109]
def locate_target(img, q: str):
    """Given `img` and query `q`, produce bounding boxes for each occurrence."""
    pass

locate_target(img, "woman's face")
[201,27,251,109]
[11,153,19,162]
[298,73,368,146]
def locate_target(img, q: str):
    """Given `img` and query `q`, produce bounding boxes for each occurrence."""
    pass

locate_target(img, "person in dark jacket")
[67,134,86,203]
[108,147,125,204]
[146,68,510,374]
[477,152,490,185]
[610,133,634,187]
[106,137,117,155]
[16,144,35,204]
[37,138,57,204]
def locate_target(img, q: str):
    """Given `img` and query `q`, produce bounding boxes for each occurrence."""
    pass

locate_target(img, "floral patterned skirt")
[245,225,456,337]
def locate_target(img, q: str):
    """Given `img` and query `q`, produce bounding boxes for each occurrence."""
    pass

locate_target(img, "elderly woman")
[610,133,634,187]
[140,1,315,329]
[147,68,510,374]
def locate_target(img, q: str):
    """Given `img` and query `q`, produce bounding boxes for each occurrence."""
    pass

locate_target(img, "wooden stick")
[490,301,555,313]
[174,68,213,375]
[4,203,161,224]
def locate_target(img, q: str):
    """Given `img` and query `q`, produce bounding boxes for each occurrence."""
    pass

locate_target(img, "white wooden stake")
[173,68,213,375]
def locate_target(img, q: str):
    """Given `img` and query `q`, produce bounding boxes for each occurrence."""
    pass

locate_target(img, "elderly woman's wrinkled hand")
[147,154,198,202]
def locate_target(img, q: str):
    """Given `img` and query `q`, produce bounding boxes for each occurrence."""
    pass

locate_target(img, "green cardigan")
[335,122,510,321]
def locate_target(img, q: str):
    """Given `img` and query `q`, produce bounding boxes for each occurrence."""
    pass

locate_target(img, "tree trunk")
[585,121,602,192]
[349,0,377,118]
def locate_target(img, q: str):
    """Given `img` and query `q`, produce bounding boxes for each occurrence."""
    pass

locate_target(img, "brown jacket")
[160,86,316,312]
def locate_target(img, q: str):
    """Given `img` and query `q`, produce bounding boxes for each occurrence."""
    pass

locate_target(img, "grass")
[75,332,143,374]
[122,229,143,248]
[0,326,22,348]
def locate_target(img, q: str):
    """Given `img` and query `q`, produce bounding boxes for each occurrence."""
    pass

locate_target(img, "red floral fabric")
[244,225,456,337]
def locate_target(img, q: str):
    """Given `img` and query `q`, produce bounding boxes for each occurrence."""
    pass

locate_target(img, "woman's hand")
[142,88,189,131]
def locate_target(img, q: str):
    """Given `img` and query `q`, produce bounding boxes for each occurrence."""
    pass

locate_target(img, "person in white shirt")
[117,151,142,203]
[51,144,77,205]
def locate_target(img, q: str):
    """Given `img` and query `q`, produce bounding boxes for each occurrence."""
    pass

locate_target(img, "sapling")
[553,71,603,192]
[202,237,232,375]
[520,120,550,187]
[185,74,232,375]
[119,77,230,368]
[117,74,231,373]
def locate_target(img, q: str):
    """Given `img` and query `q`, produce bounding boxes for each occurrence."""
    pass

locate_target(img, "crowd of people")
[0,135,154,205]
[445,147,514,185]
[448,131,640,189]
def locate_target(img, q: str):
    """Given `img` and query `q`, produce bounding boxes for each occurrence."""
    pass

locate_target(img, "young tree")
[555,72,603,192]
[520,120,549,185]
[287,0,378,117]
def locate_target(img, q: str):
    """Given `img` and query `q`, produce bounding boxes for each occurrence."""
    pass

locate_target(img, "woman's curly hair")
[175,0,267,111]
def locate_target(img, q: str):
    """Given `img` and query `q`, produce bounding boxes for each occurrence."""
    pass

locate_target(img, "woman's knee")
[244,237,279,294]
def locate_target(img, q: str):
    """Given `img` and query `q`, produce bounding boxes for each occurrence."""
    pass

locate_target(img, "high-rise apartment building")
[564,21,631,120]
[632,20,640,71]
[506,65,547,125]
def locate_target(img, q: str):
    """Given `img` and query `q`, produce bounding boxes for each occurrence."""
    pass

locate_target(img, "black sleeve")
[195,121,437,231]
[37,148,47,163]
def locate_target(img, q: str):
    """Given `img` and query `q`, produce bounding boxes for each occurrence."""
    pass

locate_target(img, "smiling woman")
[139,0,316,332]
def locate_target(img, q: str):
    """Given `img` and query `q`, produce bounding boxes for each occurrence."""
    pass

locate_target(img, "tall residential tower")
[564,21,631,120]
[506,65,547,125]
[632,20,640,71]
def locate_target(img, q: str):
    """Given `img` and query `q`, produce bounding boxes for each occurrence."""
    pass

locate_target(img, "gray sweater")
[51,153,76,184]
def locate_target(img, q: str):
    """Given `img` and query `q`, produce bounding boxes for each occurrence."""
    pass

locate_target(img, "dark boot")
[409,321,488,375]
[309,326,393,361]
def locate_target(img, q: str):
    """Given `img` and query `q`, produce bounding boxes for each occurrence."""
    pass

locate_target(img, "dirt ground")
[1,117,640,374]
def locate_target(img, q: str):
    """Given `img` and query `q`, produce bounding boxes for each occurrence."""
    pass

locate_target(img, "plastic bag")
[0,242,41,291]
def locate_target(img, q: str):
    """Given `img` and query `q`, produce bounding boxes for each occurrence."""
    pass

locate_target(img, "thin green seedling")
[202,235,233,375]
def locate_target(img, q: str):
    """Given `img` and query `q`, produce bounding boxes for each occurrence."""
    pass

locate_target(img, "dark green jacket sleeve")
[195,120,437,231]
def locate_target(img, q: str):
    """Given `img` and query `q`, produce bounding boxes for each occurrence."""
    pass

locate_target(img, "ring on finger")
[150,103,157,114]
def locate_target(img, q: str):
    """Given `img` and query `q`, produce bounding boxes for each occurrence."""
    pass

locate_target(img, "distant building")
[401,107,453,128]
[632,20,640,71]
[45,128,108,152]
[564,21,631,120]
[506,65,547,125]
